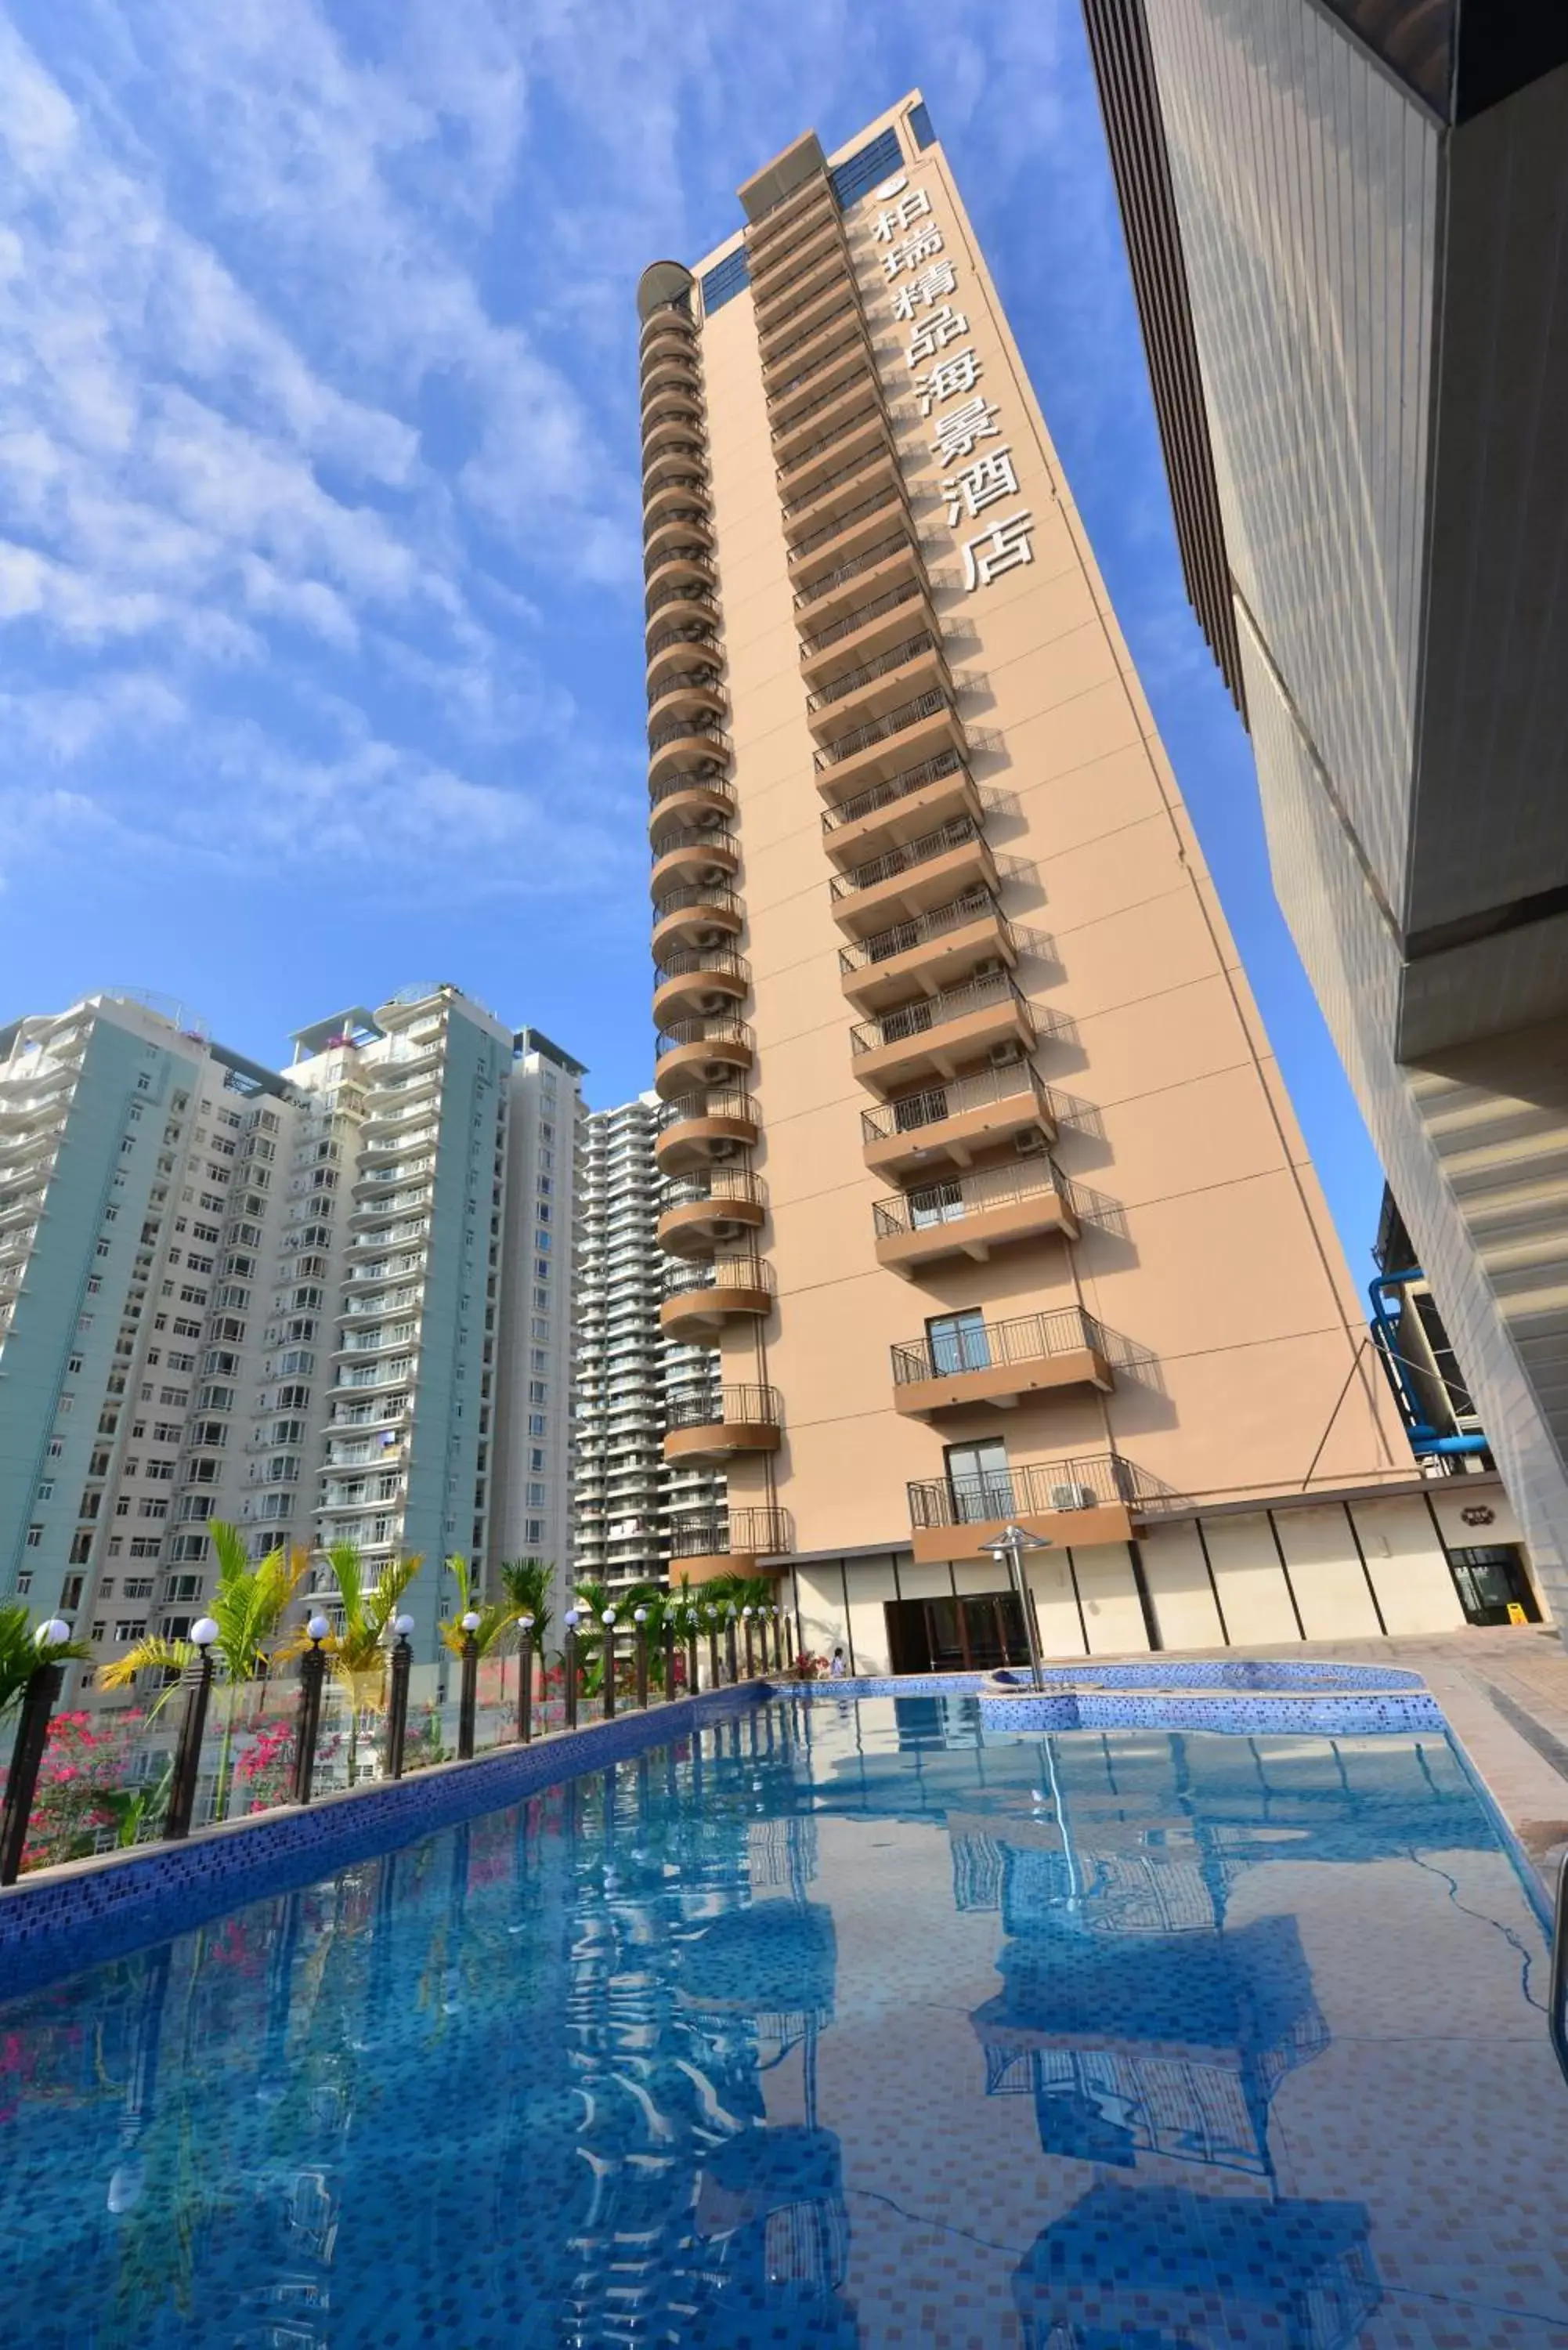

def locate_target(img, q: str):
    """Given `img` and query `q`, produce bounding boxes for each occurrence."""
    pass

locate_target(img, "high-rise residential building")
[0,986,583,1687]
[571,1093,726,1593]
[1078,4,1568,1629]
[636,93,1543,1673]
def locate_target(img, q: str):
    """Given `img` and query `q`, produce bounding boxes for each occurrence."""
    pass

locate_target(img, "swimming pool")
[2,1694,1563,2347]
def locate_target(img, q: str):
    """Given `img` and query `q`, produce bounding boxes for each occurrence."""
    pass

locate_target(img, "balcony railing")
[775,396,886,483]
[646,578,719,621]
[831,815,983,902]
[809,631,942,717]
[646,620,721,668]
[663,1256,775,1300]
[908,1451,1151,1529]
[656,1015,754,1056]
[746,166,835,244]
[645,541,715,588]
[668,1506,790,1559]
[648,721,731,765]
[649,771,735,814]
[822,745,968,834]
[642,501,711,545]
[658,1089,758,1132]
[762,291,862,372]
[891,1305,1107,1388]
[649,826,739,868]
[850,969,1021,1054]
[815,691,948,778]
[642,436,706,484]
[861,1061,1056,1147]
[840,886,1008,975]
[757,257,853,352]
[796,533,918,617]
[768,323,873,412]
[653,946,751,989]
[660,1168,767,1213]
[667,1384,782,1433]
[872,1158,1069,1240]
[652,880,741,924]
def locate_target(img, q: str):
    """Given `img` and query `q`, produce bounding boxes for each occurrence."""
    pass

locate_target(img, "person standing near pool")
[829,1647,847,1679]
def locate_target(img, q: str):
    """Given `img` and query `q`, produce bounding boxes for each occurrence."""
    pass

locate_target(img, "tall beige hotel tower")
[638,94,1537,1672]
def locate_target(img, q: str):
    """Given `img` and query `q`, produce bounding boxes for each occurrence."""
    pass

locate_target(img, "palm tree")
[497,1557,554,1654]
[0,1603,89,1717]
[437,1555,517,1662]
[102,1523,307,1820]
[311,1541,423,1785]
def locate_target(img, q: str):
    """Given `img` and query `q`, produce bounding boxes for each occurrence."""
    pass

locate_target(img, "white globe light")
[564,1608,580,1629]
[461,1611,481,1634]
[520,1613,535,1632]
[742,1606,753,1618]
[37,1618,72,1648]
[393,1614,415,1639]
[634,1607,647,1624]
[191,1617,219,1648]
[307,1614,330,1643]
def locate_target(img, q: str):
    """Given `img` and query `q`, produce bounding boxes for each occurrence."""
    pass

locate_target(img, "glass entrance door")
[1446,1545,1540,1625]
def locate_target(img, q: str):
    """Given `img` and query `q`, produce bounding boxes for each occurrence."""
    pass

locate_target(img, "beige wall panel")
[1425,1482,1521,1548]
[952,1560,1008,1598]
[1271,1503,1383,1640]
[1028,1547,1089,1658]
[1071,1542,1151,1655]
[1010,742,1190,862]
[974,681,1144,798]
[844,1559,898,1675]
[1199,1511,1302,1643]
[1044,890,1234,1029]
[1064,974,1268,1112]
[1139,1520,1227,1648]
[1075,1061,1295,1218]
[898,1559,955,1603]
[1023,813,1194,939]
[792,1564,846,1658]
[1349,1495,1465,1634]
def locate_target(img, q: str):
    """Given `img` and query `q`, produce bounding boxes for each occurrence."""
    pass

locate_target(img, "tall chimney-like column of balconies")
[639,261,786,1587]
[753,164,1099,1531]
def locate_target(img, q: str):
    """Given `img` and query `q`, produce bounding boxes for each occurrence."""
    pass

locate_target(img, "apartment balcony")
[753,226,850,331]
[641,409,706,468]
[789,480,912,595]
[757,258,856,367]
[667,1506,790,1586]
[645,575,721,636]
[906,1451,1154,1563]
[656,1167,767,1257]
[641,379,703,435]
[642,436,707,498]
[647,669,727,740]
[850,971,1037,1094]
[639,302,695,357]
[861,1061,1059,1177]
[640,351,702,405]
[762,297,868,396]
[831,820,997,952]
[647,718,732,795]
[891,1305,1114,1417]
[654,1090,761,1176]
[745,172,837,269]
[794,533,927,640]
[654,1015,755,1099]
[664,1383,783,1464]
[651,878,742,960]
[646,618,721,696]
[767,331,877,438]
[644,505,714,570]
[645,542,717,609]
[821,746,981,869]
[650,822,739,898]
[775,392,891,501]
[873,1160,1078,1276]
[751,206,845,302]
[808,629,952,747]
[840,888,1014,1014]
[652,946,750,1029]
[649,769,735,846]
[660,1253,775,1336]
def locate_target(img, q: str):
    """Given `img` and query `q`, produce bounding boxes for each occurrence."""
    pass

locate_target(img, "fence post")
[385,1614,414,1780]
[663,1616,678,1704]
[563,1611,580,1732]
[725,1608,739,1687]
[742,1607,756,1679]
[706,1609,721,1693]
[602,1610,618,1720]
[0,1622,71,1885]
[516,1617,534,1746]
[634,1609,650,1709]
[290,1616,330,1806]
[457,1612,481,1761]
[164,1619,219,1842]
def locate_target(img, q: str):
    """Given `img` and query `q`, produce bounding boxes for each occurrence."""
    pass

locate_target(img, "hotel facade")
[638,93,1542,1672]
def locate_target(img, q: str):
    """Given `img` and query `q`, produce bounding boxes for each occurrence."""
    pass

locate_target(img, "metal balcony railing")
[873,1158,1069,1240]
[850,968,1023,1054]
[668,1505,791,1559]
[797,533,919,617]
[663,1255,775,1300]
[810,632,944,718]
[840,886,1007,975]
[659,1089,758,1132]
[781,439,894,530]
[649,770,735,814]
[822,744,968,836]
[642,436,706,484]
[647,620,721,669]
[645,541,715,587]
[649,826,738,869]
[656,1016,754,1056]
[768,322,872,410]
[648,721,731,764]
[647,666,724,710]
[640,356,702,399]
[653,945,750,989]
[775,395,886,479]
[652,880,741,924]
[891,1305,1107,1388]
[643,501,712,544]
[666,1384,782,1433]
[646,578,719,621]
[757,255,853,350]
[831,815,983,902]
[908,1451,1151,1529]
[789,480,906,567]
[660,1168,767,1213]
[861,1061,1056,1147]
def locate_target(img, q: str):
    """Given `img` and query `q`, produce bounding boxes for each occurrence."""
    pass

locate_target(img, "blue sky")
[0,0,1386,1277]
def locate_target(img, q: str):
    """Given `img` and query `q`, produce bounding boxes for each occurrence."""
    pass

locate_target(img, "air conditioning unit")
[1014,1126,1047,1156]
[710,1139,739,1160]
[1050,1482,1094,1512]
[989,1040,1023,1067]
[695,991,728,1015]
[973,957,1003,978]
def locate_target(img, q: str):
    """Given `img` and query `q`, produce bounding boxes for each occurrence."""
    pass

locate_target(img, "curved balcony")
[645,577,720,638]
[891,1304,1114,1418]
[644,518,715,580]
[643,436,707,495]
[649,823,739,898]
[644,483,710,544]
[663,1385,783,1464]
[667,1506,791,1585]
[860,1061,1059,1177]
[641,380,703,434]
[873,1159,1078,1276]
[821,745,979,867]
[660,1253,775,1336]
[642,410,707,467]
[653,1014,755,1097]
[647,667,727,732]
[645,544,717,608]
[640,300,695,350]
[849,970,1038,1095]
[646,620,721,695]
[654,1089,761,1175]
[643,493,712,554]
[652,946,750,1029]
[656,1168,767,1257]
[641,352,702,404]
[907,1452,1155,1564]
[651,879,742,964]
[840,886,1014,1012]
[649,770,735,844]
[648,721,732,797]
[831,818,998,942]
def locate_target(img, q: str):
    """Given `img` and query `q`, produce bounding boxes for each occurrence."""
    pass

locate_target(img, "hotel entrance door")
[885,1590,1028,1675]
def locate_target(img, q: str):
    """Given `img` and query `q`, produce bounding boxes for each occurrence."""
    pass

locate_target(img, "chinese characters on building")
[869,176,1033,592]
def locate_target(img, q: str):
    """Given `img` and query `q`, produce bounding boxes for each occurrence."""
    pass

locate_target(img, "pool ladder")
[1552,1853,1568,2088]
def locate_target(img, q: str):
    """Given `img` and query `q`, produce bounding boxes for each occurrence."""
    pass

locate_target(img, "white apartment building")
[0,986,583,1683]
[572,1092,727,1593]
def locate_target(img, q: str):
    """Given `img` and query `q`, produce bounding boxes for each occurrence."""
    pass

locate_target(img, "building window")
[829,125,902,208]
[16,1571,31,1595]
[700,248,750,313]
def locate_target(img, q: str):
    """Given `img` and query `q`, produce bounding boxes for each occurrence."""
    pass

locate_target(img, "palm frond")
[0,1604,92,1715]
[98,1636,195,1692]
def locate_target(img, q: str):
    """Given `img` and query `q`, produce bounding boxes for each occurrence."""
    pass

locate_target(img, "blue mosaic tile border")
[0,1687,764,2000]
[977,1690,1446,1735]
[788,1659,1424,1696]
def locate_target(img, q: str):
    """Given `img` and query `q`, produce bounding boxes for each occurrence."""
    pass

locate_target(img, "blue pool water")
[2,1694,1565,2348]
